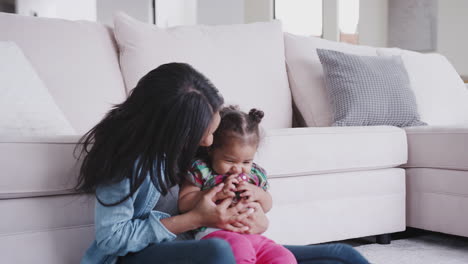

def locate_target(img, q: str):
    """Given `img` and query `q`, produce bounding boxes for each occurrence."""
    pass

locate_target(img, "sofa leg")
[376,234,391,244]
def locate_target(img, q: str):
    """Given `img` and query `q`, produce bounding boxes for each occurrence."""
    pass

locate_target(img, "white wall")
[155,0,197,27]
[244,0,272,23]
[197,0,244,25]
[323,0,339,41]
[437,0,468,76]
[16,0,96,21]
[358,0,388,47]
[96,0,152,26]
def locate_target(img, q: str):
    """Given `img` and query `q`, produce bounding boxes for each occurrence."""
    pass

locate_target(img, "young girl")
[179,106,297,264]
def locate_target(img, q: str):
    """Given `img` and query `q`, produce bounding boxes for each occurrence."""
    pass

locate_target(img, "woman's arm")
[94,179,177,256]
[178,180,205,213]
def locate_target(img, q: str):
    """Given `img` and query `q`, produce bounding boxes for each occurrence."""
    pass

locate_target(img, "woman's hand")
[191,183,254,233]
[236,202,269,235]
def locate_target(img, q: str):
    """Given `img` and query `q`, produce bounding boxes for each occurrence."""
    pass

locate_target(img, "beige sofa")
[0,12,466,263]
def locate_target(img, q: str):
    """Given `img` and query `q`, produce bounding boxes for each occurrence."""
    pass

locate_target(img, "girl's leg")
[248,235,297,264]
[203,230,256,264]
[119,238,235,264]
[284,244,369,264]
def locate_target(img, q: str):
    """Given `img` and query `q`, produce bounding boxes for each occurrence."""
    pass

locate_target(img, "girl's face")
[210,139,257,176]
[199,112,221,147]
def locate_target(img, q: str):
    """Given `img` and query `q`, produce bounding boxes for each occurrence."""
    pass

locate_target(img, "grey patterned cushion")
[317,49,426,127]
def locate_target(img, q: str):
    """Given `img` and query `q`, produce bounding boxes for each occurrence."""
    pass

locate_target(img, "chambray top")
[80,175,177,264]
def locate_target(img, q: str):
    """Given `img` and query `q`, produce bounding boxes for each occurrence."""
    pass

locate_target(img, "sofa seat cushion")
[265,168,405,244]
[114,13,292,129]
[256,126,407,178]
[0,12,126,134]
[405,126,468,170]
[0,136,80,199]
[0,126,407,198]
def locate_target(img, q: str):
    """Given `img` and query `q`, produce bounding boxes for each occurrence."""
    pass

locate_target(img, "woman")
[76,62,369,264]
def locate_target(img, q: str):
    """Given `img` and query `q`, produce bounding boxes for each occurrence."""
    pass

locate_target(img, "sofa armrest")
[404,126,468,170]
[0,135,83,199]
[256,126,407,178]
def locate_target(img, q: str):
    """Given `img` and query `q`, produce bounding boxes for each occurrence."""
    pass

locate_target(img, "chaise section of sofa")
[404,126,468,237]
[284,30,468,241]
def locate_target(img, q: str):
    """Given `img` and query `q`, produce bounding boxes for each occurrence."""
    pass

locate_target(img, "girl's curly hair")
[212,105,264,148]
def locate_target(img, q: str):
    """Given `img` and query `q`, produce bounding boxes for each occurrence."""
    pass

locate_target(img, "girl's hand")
[191,183,253,233]
[237,181,263,203]
[237,202,269,234]
[214,175,238,201]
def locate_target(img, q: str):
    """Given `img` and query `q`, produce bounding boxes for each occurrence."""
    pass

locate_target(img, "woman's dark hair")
[211,105,264,149]
[75,63,224,205]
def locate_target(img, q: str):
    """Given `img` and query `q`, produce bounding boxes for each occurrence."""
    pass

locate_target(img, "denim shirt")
[80,175,177,264]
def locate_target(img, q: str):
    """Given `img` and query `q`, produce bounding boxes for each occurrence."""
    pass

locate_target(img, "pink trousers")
[202,230,297,264]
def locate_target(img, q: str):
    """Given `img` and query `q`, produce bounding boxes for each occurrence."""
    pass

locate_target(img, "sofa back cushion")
[284,33,378,127]
[378,48,468,126]
[0,41,75,136]
[0,13,126,134]
[114,13,292,129]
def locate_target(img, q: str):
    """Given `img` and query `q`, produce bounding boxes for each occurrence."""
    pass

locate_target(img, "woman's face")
[199,112,221,147]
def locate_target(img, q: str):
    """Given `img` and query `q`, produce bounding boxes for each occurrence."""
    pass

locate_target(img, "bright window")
[339,0,360,44]
[274,0,323,37]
